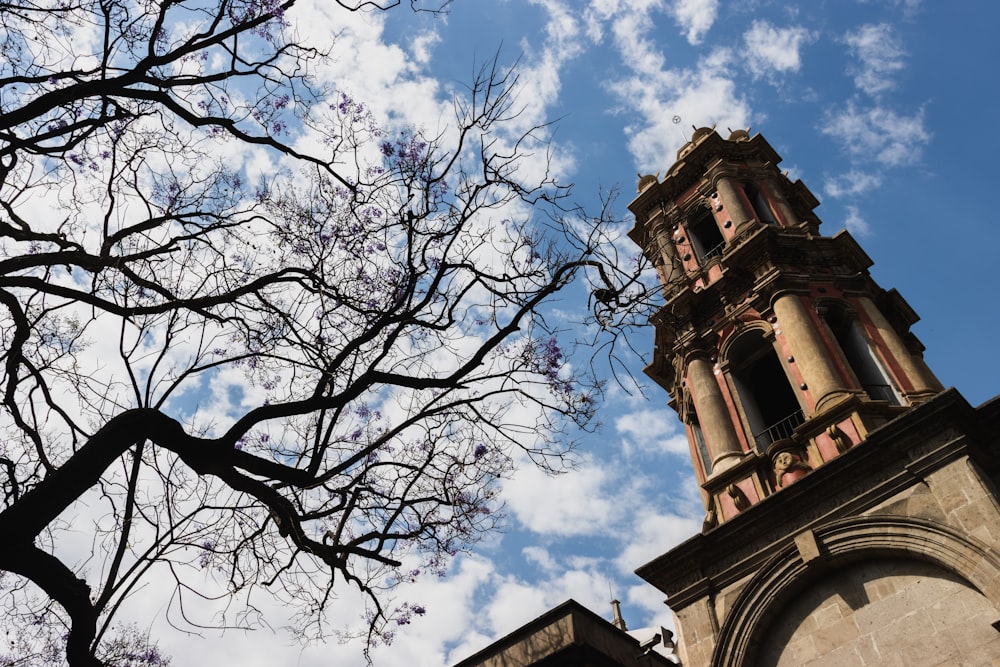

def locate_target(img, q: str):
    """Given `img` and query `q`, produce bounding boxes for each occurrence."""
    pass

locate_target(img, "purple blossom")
[198,541,214,568]
[336,91,354,115]
[473,444,488,460]
[537,337,563,380]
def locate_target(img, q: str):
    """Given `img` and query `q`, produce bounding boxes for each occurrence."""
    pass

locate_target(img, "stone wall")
[758,558,1000,666]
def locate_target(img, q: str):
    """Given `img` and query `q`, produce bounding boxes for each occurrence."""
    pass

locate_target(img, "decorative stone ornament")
[773,450,812,488]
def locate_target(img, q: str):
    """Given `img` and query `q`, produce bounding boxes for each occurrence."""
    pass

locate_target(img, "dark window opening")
[687,210,725,262]
[688,410,713,476]
[743,182,776,225]
[729,331,803,451]
[822,304,903,405]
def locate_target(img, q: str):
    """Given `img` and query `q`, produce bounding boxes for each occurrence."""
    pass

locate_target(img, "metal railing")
[700,241,726,261]
[754,409,805,449]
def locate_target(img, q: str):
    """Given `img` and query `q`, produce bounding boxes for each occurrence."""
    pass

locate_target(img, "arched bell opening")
[686,207,726,263]
[742,181,777,226]
[819,301,904,406]
[725,329,804,452]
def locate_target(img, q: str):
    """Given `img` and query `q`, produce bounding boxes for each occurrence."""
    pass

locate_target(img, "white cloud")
[626,581,674,626]
[844,205,872,237]
[617,51,751,171]
[614,509,702,574]
[290,0,451,143]
[856,0,923,16]
[502,462,619,536]
[671,0,719,45]
[485,579,552,632]
[743,20,816,79]
[480,563,621,636]
[844,23,906,96]
[821,102,930,167]
[580,0,751,169]
[129,553,501,667]
[514,0,587,127]
[615,409,689,456]
[522,545,560,573]
[410,29,442,66]
[823,169,883,198]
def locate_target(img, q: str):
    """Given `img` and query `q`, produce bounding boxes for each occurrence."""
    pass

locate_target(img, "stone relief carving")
[727,483,751,511]
[827,423,852,454]
[773,450,812,488]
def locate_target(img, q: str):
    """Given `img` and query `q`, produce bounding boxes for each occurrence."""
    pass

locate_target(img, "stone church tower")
[628,128,1000,666]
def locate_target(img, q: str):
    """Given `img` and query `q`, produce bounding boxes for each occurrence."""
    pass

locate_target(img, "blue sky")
[37,1,999,665]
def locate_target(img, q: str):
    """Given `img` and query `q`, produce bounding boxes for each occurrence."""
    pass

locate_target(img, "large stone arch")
[711,515,1000,666]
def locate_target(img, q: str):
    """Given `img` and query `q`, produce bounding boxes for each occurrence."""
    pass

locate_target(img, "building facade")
[629,128,1000,666]
[453,600,676,667]
[456,129,1000,667]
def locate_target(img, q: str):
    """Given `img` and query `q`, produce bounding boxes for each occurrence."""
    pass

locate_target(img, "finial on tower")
[611,598,628,630]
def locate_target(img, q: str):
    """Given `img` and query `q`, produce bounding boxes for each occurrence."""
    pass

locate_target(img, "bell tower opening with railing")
[629,127,943,527]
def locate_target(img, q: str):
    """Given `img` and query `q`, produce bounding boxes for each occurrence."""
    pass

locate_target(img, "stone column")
[772,293,851,413]
[687,355,743,471]
[649,214,680,283]
[857,296,942,400]
[712,173,753,232]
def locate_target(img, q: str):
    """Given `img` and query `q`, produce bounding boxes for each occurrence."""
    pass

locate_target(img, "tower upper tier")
[628,128,943,526]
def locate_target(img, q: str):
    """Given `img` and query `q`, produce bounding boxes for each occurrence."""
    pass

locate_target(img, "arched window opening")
[743,181,776,225]
[821,304,903,405]
[687,209,726,262]
[728,331,803,451]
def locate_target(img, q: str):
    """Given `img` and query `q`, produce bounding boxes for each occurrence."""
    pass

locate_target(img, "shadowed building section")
[453,600,676,667]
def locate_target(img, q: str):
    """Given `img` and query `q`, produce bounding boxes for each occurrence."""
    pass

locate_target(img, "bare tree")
[0,1,649,665]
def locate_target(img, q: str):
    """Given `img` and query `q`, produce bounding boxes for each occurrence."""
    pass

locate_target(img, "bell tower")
[629,127,942,527]
[628,129,1000,667]
[454,128,1000,667]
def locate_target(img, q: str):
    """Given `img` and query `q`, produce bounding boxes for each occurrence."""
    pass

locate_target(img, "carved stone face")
[774,452,794,471]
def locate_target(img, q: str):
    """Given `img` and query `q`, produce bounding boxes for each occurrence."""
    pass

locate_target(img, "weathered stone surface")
[757,559,999,667]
